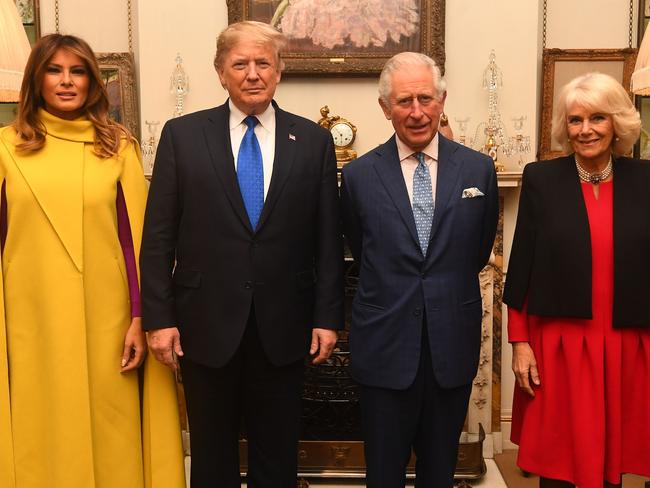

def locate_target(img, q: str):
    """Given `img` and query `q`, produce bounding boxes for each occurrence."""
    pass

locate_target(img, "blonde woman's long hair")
[13,34,132,158]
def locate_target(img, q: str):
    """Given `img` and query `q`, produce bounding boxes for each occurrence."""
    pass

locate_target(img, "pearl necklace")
[575,156,613,184]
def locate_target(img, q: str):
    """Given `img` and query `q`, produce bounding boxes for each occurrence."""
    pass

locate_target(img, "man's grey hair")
[378,52,446,104]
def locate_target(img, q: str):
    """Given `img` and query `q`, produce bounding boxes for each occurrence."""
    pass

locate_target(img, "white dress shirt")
[229,100,276,199]
[396,132,439,206]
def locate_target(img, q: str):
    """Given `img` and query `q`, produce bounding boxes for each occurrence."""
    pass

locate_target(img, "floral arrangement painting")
[270,0,420,50]
[227,0,445,74]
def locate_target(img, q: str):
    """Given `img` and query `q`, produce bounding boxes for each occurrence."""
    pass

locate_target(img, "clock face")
[331,122,354,147]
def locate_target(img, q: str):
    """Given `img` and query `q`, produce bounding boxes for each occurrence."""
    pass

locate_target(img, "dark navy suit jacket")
[140,101,344,368]
[341,134,498,390]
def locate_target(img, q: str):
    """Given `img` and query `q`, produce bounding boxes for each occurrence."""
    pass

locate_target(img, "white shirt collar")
[395,132,440,163]
[228,99,275,132]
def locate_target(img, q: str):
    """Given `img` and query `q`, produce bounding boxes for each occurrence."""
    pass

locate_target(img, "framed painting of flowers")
[226,0,445,75]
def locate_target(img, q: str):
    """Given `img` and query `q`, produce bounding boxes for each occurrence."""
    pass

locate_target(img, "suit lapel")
[558,155,589,230]
[256,105,296,232]
[612,156,632,219]
[202,103,253,232]
[429,135,462,244]
[373,137,420,247]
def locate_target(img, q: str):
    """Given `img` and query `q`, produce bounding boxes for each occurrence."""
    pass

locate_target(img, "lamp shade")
[632,23,650,95]
[0,0,32,102]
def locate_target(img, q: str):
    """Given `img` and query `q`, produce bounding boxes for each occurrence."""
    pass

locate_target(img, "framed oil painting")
[0,1,40,127]
[96,53,140,140]
[539,48,637,160]
[226,0,446,75]
[637,0,650,158]
[14,0,40,44]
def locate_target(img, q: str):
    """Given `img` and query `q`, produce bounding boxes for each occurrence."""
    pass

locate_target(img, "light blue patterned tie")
[412,152,434,255]
[237,116,264,229]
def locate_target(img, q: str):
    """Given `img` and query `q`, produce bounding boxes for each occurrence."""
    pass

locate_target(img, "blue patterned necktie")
[237,116,264,229]
[412,152,434,255]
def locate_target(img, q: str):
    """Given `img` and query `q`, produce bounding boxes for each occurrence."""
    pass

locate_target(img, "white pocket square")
[462,187,484,198]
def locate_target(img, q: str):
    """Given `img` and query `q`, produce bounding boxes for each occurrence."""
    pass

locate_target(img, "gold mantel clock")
[318,106,357,168]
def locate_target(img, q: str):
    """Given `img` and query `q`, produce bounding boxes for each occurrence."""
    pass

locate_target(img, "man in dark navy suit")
[140,21,343,488]
[341,52,498,487]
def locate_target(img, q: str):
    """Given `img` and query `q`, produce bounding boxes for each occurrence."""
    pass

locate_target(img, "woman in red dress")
[504,72,650,488]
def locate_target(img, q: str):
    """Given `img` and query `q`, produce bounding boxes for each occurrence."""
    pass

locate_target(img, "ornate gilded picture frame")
[539,48,637,160]
[637,0,650,158]
[15,0,40,43]
[0,1,40,127]
[226,0,446,75]
[96,53,140,140]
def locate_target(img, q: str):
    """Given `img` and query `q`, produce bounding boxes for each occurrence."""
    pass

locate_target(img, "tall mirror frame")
[637,0,650,158]
[0,0,40,127]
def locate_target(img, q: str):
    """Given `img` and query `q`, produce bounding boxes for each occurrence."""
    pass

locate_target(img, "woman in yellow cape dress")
[0,34,185,488]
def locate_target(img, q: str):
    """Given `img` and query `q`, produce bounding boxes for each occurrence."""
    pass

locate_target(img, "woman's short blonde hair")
[552,72,640,157]
[214,21,286,72]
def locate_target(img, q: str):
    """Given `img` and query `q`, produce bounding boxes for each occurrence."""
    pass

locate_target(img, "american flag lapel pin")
[289,133,296,141]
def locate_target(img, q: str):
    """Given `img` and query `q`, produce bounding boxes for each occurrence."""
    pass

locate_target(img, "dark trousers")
[359,326,472,488]
[180,308,304,488]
